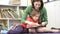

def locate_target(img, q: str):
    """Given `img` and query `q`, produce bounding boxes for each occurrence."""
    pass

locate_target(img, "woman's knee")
[37,27,46,32]
[29,29,36,32]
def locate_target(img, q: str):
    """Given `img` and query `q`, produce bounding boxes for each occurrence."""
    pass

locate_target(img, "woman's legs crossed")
[37,27,60,32]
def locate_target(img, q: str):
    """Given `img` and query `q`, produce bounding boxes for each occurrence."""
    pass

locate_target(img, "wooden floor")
[1,32,60,34]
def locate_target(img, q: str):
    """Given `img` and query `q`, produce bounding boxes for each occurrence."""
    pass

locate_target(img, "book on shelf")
[10,11,18,18]
[7,11,15,18]
[9,0,21,5]
[0,9,2,18]
[9,20,21,28]
[1,9,18,18]
[0,12,1,18]
[19,9,25,18]
[2,10,12,18]
[0,21,8,30]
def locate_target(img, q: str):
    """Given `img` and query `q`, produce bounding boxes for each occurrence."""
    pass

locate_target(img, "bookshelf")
[0,4,27,30]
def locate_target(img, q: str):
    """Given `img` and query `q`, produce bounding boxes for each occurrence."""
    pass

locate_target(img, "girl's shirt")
[20,17,38,28]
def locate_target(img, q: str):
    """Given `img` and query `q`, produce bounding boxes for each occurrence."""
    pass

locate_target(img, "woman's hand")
[41,22,47,27]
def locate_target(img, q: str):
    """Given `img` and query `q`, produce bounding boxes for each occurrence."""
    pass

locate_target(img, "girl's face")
[32,14,40,21]
[34,1,41,10]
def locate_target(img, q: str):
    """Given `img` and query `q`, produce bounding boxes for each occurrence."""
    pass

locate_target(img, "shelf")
[19,5,27,8]
[0,4,26,30]
[0,4,27,8]
[9,18,21,20]
[0,4,17,7]
[0,18,8,20]
[0,18,21,20]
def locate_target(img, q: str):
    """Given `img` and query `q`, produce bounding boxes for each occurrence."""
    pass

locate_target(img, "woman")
[21,0,48,32]
[21,0,47,27]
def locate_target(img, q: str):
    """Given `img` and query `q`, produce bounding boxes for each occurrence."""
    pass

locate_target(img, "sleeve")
[25,18,33,24]
[21,5,32,23]
[42,7,48,24]
[26,18,31,21]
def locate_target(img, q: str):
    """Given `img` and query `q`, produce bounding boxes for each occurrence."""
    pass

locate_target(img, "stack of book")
[19,9,25,18]
[9,0,21,5]
[1,9,18,18]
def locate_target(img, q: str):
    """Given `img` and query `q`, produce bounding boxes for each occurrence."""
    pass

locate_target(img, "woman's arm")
[21,5,32,23]
[41,7,48,26]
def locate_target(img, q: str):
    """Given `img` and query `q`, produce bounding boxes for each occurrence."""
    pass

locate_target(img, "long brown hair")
[32,0,44,10]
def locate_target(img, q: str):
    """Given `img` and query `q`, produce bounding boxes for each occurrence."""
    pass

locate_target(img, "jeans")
[7,25,28,34]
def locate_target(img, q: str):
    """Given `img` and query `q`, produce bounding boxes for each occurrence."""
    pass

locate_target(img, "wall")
[44,0,60,28]
[0,0,28,6]
[0,0,10,5]
[20,0,28,6]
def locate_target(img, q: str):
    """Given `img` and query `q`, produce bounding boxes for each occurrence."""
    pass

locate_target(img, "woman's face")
[34,1,41,10]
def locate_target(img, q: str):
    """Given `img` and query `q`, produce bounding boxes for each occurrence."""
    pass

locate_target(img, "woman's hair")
[32,0,44,10]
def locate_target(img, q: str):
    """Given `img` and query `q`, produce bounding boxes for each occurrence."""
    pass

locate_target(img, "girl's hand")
[27,23,40,28]
[32,23,40,26]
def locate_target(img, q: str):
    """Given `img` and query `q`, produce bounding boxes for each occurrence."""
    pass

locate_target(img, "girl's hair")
[32,0,44,10]
[30,10,40,17]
